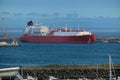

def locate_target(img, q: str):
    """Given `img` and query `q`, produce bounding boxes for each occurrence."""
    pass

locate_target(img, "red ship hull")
[20,35,96,44]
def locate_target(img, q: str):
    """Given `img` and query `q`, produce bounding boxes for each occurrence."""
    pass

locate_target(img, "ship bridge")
[24,24,49,36]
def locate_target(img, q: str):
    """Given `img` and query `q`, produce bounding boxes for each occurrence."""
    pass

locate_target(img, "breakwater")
[21,64,120,80]
[96,37,120,43]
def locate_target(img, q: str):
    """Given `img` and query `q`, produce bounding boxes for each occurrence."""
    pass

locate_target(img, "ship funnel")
[27,21,33,26]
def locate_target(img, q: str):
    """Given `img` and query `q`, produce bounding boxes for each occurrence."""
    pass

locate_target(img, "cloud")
[13,13,24,16]
[66,11,78,18]
[40,13,49,17]
[53,12,60,17]
[27,12,40,16]
[25,12,50,18]
[0,11,11,15]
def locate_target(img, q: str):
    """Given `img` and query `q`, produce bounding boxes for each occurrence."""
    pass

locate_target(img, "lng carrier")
[20,21,96,43]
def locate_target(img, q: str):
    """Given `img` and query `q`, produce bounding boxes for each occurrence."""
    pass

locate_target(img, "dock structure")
[0,67,20,80]
[96,37,120,43]
[0,36,20,42]
[0,67,38,80]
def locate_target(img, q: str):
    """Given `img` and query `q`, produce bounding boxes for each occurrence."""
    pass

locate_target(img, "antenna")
[2,17,7,37]
[65,24,68,31]
[78,24,80,31]
[53,24,55,30]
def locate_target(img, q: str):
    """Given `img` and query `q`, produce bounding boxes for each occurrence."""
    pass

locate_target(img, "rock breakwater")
[21,64,120,79]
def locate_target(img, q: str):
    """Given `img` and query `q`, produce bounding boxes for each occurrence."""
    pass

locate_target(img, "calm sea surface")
[0,42,120,67]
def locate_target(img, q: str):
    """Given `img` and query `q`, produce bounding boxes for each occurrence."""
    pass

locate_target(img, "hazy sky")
[0,0,120,18]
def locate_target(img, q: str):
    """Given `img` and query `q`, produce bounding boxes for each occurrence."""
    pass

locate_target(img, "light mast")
[2,17,7,37]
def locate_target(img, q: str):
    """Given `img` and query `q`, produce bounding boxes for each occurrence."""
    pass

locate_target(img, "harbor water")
[0,42,120,67]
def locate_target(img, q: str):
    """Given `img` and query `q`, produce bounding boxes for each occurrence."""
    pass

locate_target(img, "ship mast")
[109,54,112,80]
[2,17,7,37]
[78,24,80,31]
